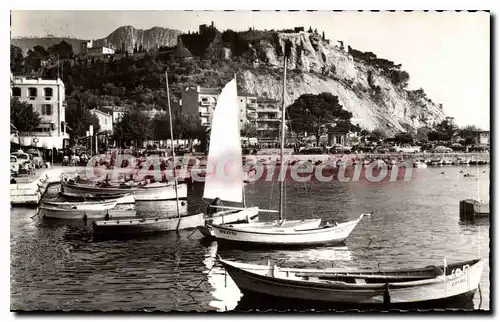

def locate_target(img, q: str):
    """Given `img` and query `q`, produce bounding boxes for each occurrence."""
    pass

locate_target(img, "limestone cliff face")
[219,31,446,132]
[93,26,182,53]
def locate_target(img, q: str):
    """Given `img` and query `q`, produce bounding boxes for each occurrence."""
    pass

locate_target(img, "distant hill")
[92,26,182,52]
[11,37,86,54]
[12,25,183,54]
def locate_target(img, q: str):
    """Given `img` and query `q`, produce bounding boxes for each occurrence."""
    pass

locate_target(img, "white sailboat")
[196,78,260,237]
[210,53,367,246]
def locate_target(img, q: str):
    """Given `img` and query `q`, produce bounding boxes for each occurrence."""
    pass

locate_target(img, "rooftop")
[11,77,65,86]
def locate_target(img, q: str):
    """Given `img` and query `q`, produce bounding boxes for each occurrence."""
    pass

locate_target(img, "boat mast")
[165,71,181,226]
[279,53,288,222]
[236,72,247,208]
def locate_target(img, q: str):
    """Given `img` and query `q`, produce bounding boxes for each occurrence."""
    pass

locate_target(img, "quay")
[10,165,85,207]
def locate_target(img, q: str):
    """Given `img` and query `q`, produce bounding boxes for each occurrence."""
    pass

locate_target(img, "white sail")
[203,79,244,203]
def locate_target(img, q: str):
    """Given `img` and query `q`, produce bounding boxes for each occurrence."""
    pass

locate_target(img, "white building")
[90,109,113,133]
[87,47,115,58]
[100,106,125,124]
[11,76,70,149]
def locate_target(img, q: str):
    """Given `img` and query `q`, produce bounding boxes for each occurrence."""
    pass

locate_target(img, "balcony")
[247,102,258,108]
[258,118,280,122]
[247,112,258,119]
[200,101,212,106]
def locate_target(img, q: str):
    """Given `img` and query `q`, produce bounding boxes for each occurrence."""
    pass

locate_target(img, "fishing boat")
[133,182,188,201]
[195,78,262,238]
[61,177,188,200]
[41,199,119,210]
[209,54,363,246]
[91,71,203,236]
[219,256,486,308]
[40,205,137,220]
[92,211,203,236]
[59,192,136,204]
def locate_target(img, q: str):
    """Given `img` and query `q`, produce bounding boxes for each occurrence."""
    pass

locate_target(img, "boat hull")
[133,183,188,201]
[41,200,118,211]
[41,207,137,220]
[198,207,261,237]
[59,193,136,205]
[211,216,362,246]
[220,258,485,307]
[92,212,204,235]
[62,180,187,201]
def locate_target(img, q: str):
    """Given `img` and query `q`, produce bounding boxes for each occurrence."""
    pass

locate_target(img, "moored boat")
[211,214,368,246]
[40,205,137,220]
[92,212,204,236]
[59,192,136,204]
[196,77,262,237]
[133,182,188,201]
[41,199,118,211]
[219,257,486,308]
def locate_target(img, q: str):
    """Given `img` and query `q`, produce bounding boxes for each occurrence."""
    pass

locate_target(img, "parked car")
[298,147,325,155]
[432,145,453,153]
[373,146,390,154]
[10,156,19,177]
[328,144,351,154]
[396,144,421,153]
[27,149,44,168]
[469,145,488,152]
[11,152,34,175]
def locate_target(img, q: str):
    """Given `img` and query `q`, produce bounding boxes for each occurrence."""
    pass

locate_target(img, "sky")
[10,10,490,129]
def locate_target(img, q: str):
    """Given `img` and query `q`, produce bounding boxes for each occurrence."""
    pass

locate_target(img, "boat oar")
[30,208,41,220]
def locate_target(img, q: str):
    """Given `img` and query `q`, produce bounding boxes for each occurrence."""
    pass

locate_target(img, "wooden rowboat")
[41,199,119,211]
[40,205,137,220]
[219,257,486,308]
[58,192,136,205]
[92,212,204,236]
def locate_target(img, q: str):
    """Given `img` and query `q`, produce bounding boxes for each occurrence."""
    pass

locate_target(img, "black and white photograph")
[9,8,491,314]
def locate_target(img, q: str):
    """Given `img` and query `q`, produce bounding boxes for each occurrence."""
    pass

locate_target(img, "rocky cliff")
[93,26,182,53]
[203,30,446,133]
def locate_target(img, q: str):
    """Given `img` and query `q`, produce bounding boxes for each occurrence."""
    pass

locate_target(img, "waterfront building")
[181,86,251,129]
[10,76,70,149]
[89,109,113,133]
[252,98,281,140]
[100,106,125,125]
[473,130,490,146]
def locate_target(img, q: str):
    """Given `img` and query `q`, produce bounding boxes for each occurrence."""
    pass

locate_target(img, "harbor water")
[11,165,490,311]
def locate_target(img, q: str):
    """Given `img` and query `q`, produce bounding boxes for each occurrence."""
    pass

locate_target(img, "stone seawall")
[10,166,80,207]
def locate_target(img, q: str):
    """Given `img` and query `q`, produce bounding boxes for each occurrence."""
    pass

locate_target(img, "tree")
[241,123,258,138]
[10,45,24,73]
[287,92,353,146]
[459,125,480,145]
[65,92,100,139]
[48,41,74,59]
[370,127,388,142]
[10,98,41,132]
[308,26,313,33]
[433,117,458,141]
[152,112,172,140]
[112,109,151,146]
[415,126,431,142]
[394,131,414,145]
[322,31,325,40]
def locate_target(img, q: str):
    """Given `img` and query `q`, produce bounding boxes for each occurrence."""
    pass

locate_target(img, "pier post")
[459,199,477,221]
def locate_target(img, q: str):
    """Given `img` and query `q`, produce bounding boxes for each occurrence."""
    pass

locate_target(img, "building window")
[104,118,108,125]
[12,87,21,97]
[44,87,53,99]
[42,104,52,115]
[28,87,37,99]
